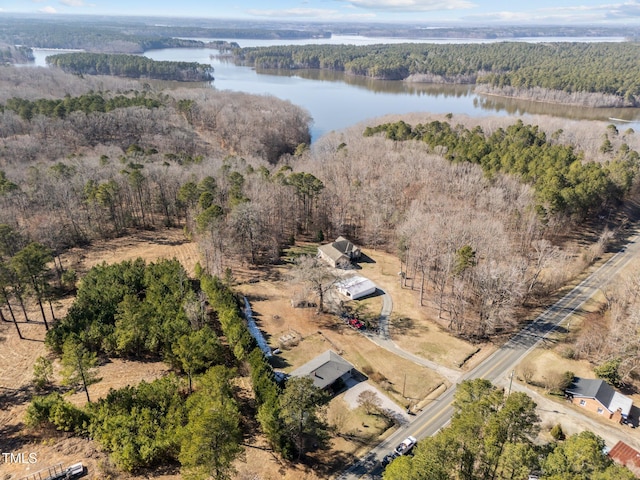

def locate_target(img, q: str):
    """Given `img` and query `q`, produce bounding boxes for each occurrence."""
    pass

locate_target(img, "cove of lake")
[30,35,640,140]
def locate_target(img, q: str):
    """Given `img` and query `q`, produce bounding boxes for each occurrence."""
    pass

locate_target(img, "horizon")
[2,0,640,26]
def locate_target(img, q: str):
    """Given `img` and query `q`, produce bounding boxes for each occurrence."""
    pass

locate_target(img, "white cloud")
[343,0,476,12]
[607,0,640,18]
[246,8,340,17]
[60,0,87,6]
[38,5,57,13]
[464,2,640,24]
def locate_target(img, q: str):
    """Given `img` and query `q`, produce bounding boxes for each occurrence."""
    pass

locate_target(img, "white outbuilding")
[336,275,377,300]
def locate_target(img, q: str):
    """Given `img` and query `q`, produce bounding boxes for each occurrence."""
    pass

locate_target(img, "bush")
[25,393,88,434]
[550,423,565,441]
[361,365,374,377]
[32,356,53,391]
[594,358,622,386]
[558,346,575,359]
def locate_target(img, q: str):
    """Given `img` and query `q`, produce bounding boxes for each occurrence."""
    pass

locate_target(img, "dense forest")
[46,53,214,82]
[364,119,637,219]
[234,42,640,106]
[0,15,329,54]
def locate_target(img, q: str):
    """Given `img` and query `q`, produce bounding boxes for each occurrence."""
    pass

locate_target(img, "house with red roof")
[608,441,640,477]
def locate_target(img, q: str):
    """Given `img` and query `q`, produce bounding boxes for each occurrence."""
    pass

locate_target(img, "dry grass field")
[356,248,494,369]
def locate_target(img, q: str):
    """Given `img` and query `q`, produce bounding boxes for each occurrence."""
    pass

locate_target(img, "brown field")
[236,262,445,405]
[357,248,492,369]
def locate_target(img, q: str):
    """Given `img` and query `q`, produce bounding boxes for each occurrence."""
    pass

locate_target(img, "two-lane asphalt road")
[340,231,640,479]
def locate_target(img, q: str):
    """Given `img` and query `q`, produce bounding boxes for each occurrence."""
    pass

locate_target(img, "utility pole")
[402,373,407,398]
[507,370,514,397]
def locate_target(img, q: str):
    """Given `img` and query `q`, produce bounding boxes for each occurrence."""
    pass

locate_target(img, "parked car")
[349,318,365,329]
[381,452,397,467]
[66,463,86,479]
[394,436,417,456]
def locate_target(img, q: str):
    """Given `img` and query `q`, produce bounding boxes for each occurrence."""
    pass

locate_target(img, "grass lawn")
[358,248,489,368]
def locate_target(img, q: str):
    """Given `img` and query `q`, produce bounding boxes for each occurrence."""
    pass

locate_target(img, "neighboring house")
[565,377,633,423]
[609,441,640,476]
[317,236,361,268]
[290,350,355,392]
[336,275,377,300]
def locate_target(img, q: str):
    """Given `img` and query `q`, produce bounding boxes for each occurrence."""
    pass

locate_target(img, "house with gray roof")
[290,350,355,392]
[317,236,361,269]
[565,377,633,423]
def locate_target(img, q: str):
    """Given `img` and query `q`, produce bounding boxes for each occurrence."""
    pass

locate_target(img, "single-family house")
[336,275,377,300]
[318,236,361,269]
[290,350,355,392]
[565,377,633,423]
[608,441,640,477]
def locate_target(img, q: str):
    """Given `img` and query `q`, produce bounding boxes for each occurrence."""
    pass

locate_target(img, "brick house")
[565,377,633,423]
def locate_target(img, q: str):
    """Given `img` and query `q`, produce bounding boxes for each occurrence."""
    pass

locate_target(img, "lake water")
[29,36,640,140]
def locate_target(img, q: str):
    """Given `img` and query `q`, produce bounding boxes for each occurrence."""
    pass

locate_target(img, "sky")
[3,0,640,25]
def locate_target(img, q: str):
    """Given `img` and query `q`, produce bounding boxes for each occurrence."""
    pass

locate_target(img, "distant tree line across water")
[234,42,640,106]
[0,16,329,54]
[46,53,213,82]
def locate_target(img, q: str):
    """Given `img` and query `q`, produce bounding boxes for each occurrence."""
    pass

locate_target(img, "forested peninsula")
[234,42,640,107]
[46,53,214,82]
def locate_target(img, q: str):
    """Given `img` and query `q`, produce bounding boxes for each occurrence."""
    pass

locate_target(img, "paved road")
[339,231,640,479]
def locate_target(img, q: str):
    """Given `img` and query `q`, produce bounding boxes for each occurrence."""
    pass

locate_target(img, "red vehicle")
[349,318,365,329]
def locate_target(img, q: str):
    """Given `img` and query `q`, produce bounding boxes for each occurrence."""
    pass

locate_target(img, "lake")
[29,36,640,140]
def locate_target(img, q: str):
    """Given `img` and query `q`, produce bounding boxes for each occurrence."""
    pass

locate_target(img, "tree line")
[47,53,214,82]
[0,44,34,64]
[0,16,330,54]
[0,17,207,54]
[233,42,640,106]
[2,91,162,120]
[364,119,639,220]
[383,379,635,480]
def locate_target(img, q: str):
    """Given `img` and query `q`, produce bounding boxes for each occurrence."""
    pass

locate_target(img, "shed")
[336,275,377,300]
[608,441,640,476]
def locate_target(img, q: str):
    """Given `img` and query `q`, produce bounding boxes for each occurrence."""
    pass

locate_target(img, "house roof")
[334,236,358,256]
[566,377,633,416]
[609,441,640,476]
[290,350,354,390]
[318,243,349,263]
[337,276,377,299]
[318,237,359,264]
